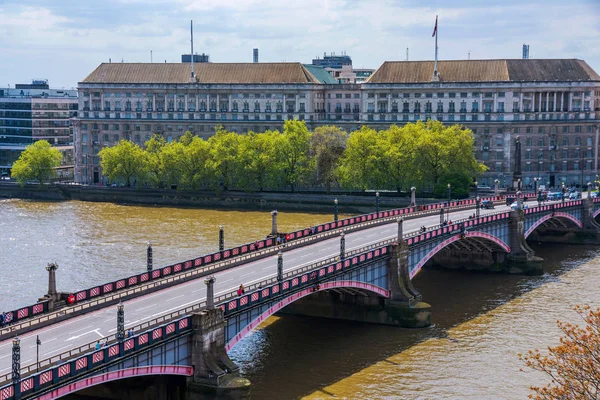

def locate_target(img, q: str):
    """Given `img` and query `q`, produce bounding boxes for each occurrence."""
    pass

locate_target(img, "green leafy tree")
[276,120,311,191]
[181,136,211,190]
[99,140,148,187]
[11,140,62,185]
[237,130,279,191]
[378,125,416,192]
[337,126,382,190]
[145,134,166,187]
[309,126,347,191]
[207,129,242,190]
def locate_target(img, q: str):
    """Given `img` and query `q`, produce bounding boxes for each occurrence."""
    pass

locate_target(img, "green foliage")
[97,121,485,195]
[98,140,147,187]
[11,140,62,185]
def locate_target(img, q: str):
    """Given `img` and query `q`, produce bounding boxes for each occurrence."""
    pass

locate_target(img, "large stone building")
[0,81,78,177]
[74,59,600,189]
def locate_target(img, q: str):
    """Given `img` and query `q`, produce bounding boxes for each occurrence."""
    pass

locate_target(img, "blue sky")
[1,0,599,88]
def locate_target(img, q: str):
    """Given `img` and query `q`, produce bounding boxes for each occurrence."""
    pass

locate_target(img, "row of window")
[365,91,593,99]
[84,100,305,113]
[84,92,304,100]
[365,101,592,113]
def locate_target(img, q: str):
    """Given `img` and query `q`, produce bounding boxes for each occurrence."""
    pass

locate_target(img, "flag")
[432,16,438,37]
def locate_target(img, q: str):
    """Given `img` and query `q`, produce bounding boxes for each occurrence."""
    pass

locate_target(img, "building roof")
[302,64,339,84]
[81,62,321,84]
[366,59,600,83]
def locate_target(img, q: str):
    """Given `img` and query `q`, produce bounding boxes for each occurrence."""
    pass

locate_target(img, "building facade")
[74,59,600,189]
[0,82,78,176]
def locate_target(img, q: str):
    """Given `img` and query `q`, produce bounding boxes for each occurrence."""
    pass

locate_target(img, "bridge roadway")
[0,203,516,376]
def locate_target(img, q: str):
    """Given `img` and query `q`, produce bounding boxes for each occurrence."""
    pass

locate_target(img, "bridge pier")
[186,310,250,399]
[505,209,544,274]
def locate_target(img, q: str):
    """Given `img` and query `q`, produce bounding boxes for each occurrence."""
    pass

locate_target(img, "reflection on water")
[2,199,599,399]
[0,199,345,311]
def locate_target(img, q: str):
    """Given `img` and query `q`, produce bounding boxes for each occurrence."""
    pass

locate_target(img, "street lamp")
[494,179,499,196]
[518,178,522,191]
[474,181,478,198]
[340,232,345,261]
[146,242,152,272]
[219,225,224,251]
[333,198,339,222]
[12,337,20,385]
[277,251,283,281]
[476,196,481,218]
[447,183,451,221]
[116,302,125,342]
[375,192,380,214]
[533,177,539,194]
[561,182,566,204]
[36,336,41,372]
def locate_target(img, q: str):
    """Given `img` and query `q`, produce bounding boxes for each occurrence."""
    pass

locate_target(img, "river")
[1,199,598,399]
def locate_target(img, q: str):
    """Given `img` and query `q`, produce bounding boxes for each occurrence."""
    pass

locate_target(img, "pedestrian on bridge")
[95,340,101,350]
[0,312,5,328]
[237,284,245,296]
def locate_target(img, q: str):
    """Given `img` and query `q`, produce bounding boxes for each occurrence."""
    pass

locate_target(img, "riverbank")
[0,182,419,213]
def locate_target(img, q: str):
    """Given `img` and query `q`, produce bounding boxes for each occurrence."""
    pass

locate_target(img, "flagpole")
[434,15,438,78]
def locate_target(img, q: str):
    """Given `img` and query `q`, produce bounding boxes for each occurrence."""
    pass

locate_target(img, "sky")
[0,0,599,89]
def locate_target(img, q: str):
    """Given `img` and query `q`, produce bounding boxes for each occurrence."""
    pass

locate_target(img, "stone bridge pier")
[187,279,251,399]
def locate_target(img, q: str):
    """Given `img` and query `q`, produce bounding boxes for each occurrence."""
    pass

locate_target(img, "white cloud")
[0,0,598,88]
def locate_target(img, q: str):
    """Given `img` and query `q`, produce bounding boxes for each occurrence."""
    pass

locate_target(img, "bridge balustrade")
[0,316,193,400]
[0,194,532,334]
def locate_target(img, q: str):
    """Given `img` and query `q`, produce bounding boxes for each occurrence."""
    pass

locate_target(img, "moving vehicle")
[481,200,495,209]
[510,201,528,211]
[569,191,580,200]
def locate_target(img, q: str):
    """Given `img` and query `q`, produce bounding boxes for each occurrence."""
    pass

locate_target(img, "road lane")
[0,202,526,376]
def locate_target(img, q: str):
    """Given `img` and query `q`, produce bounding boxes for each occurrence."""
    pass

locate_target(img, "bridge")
[1,190,600,399]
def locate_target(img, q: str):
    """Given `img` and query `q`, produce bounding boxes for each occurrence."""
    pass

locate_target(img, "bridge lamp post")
[334,199,339,222]
[277,251,283,281]
[219,225,224,252]
[518,178,522,191]
[146,242,153,272]
[562,182,566,204]
[12,337,20,387]
[588,182,592,198]
[375,192,380,214]
[439,208,445,225]
[474,181,478,199]
[340,232,345,261]
[476,196,481,218]
[517,191,523,210]
[116,302,125,342]
[447,184,451,222]
[494,179,500,196]
[36,335,41,372]
[534,177,539,194]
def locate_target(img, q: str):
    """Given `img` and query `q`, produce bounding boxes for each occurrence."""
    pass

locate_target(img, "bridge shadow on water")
[228,242,600,399]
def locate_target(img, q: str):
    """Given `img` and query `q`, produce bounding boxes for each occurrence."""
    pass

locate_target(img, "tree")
[145,134,167,187]
[277,120,311,191]
[378,125,416,192]
[11,140,62,185]
[337,126,382,190]
[309,126,347,191]
[181,136,211,190]
[519,305,600,400]
[98,140,147,187]
[207,129,242,190]
[237,130,279,192]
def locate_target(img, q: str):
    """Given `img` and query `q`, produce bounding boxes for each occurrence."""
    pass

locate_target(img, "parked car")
[0,172,9,180]
[510,202,529,211]
[481,200,495,209]
[547,192,562,201]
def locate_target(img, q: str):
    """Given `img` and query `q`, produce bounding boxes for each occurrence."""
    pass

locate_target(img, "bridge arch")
[410,231,511,279]
[37,366,193,400]
[525,212,583,238]
[225,280,389,351]
[593,208,600,219]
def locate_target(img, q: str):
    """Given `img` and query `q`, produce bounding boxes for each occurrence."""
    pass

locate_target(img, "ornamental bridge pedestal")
[186,310,251,400]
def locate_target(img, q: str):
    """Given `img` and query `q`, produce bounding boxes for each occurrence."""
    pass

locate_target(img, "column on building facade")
[228,94,232,113]
[531,92,535,112]
[545,91,549,112]
[568,92,573,112]
[152,94,156,111]
[553,91,557,112]
[520,92,524,112]
[538,92,542,112]
[560,92,564,112]
[184,93,188,111]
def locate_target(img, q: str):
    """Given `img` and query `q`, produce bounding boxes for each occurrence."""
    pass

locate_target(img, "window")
[562,137,569,146]
[425,93,433,98]
[413,102,421,113]
[403,93,410,98]
[472,101,479,112]
[448,93,456,98]
[587,137,593,146]
[498,92,505,98]
[575,137,581,146]
[575,126,582,133]
[414,93,422,98]
[437,93,444,98]
[448,101,455,113]
[496,138,503,146]
[538,127,545,134]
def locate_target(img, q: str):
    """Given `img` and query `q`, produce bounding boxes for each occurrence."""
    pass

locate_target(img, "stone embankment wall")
[0,182,419,213]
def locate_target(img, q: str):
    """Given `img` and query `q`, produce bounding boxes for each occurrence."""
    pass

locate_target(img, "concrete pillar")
[494,179,499,196]
[270,210,278,236]
[581,195,600,231]
[45,263,59,310]
[397,218,403,241]
[569,92,573,112]
[553,91,557,112]
[186,310,250,398]
[545,91,549,112]
[410,187,416,206]
[538,92,542,113]
[560,92,564,112]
